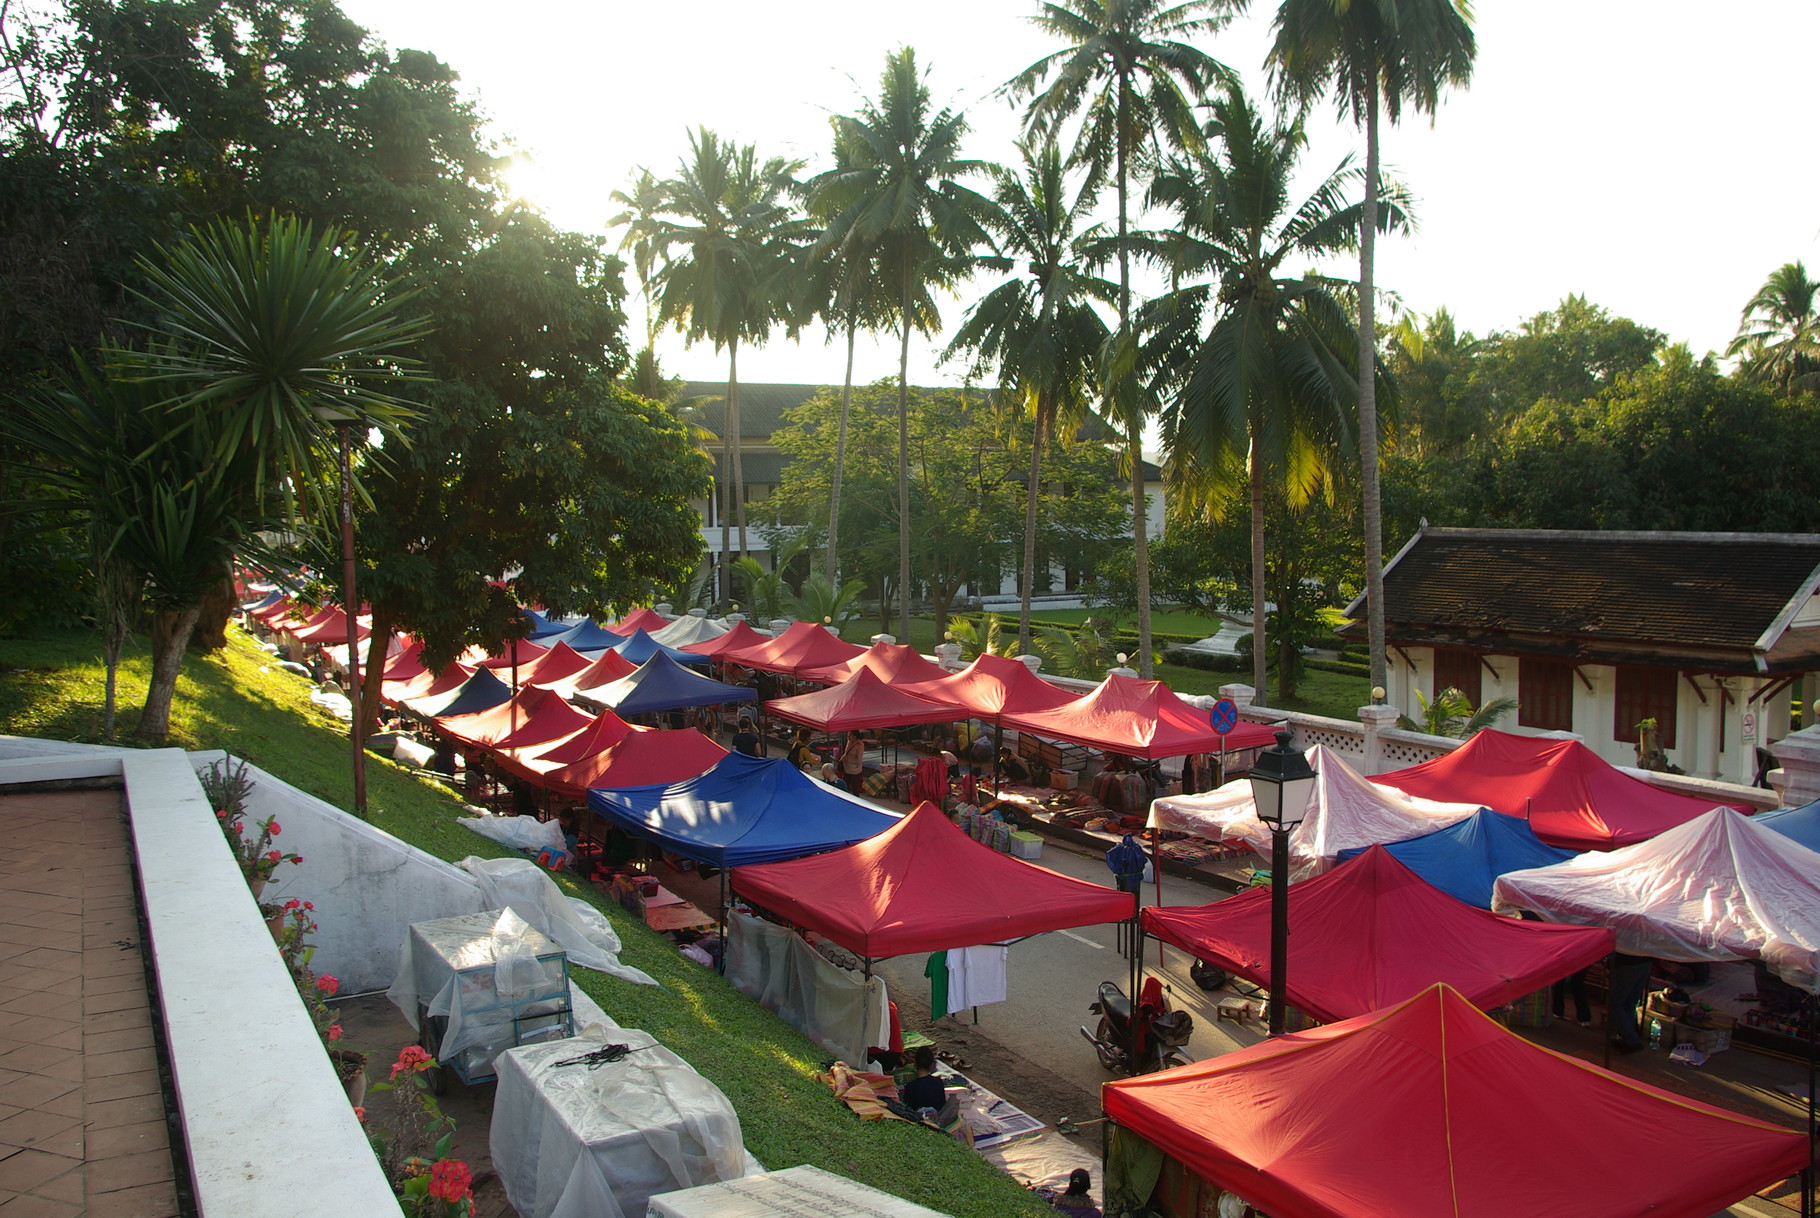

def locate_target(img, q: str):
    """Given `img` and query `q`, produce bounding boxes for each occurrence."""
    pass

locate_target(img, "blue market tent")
[582,651,755,717]
[242,588,286,613]
[1753,801,1820,853]
[520,607,557,637]
[589,753,899,867]
[609,627,711,668]
[537,619,624,651]
[406,665,512,719]
[1337,807,1574,909]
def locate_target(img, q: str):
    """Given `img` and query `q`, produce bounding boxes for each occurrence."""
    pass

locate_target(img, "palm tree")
[946,139,1113,654]
[1007,0,1236,676]
[614,130,807,601]
[1727,261,1820,395]
[1267,0,1476,698]
[811,48,997,642]
[1143,84,1404,703]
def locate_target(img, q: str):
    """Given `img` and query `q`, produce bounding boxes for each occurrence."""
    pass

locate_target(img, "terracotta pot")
[249,877,267,900]
[330,1049,368,1107]
[266,911,287,943]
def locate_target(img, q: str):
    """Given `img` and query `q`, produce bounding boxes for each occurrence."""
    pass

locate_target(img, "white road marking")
[1058,929,1105,950]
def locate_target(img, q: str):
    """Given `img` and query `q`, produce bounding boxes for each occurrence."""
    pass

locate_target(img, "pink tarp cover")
[897,652,1076,719]
[540,726,727,799]
[732,801,1135,958]
[1142,846,1614,1023]
[795,642,951,687]
[1373,728,1729,851]
[765,669,958,732]
[718,621,865,677]
[1101,983,1806,1218]
[680,620,771,658]
[999,673,1278,759]
[1494,806,1820,991]
[1149,745,1483,879]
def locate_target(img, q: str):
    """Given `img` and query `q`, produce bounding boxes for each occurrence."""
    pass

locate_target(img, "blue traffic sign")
[1209,698,1239,736]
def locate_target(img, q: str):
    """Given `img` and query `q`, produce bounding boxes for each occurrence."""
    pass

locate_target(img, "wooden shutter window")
[1518,659,1573,732]
[1614,667,1678,748]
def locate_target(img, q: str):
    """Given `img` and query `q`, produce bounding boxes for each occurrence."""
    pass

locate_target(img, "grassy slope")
[0,626,1049,1218]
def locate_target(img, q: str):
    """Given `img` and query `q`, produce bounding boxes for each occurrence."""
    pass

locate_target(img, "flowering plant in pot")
[368,1047,476,1216]
[202,757,302,896]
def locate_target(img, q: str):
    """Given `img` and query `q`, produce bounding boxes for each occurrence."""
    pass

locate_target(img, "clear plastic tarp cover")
[724,911,888,1066]
[490,1028,747,1218]
[460,856,658,988]
[462,814,567,854]
[1149,745,1481,880]
[1494,807,1820,992]
[387,909,571,1073]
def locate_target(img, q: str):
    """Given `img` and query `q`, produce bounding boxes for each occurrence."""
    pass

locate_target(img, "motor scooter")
[1080,976,1194,1075]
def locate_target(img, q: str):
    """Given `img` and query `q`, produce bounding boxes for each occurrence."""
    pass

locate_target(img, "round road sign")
[1209,698,1239,736]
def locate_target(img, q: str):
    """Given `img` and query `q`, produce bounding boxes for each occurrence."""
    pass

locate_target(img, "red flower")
[283,898,301,911]
[353,1105,366,1123]
[302,901,314,911]
[294,857,304,865]
[316,974,339,996]
[268,821,282,835]
[390,1045,432,1079]
[428,1158,472,1202]
[265,850,282,862]
[327,1024,343,1041]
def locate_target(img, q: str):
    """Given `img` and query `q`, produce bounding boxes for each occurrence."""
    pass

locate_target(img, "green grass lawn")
[0,625,1049,1217]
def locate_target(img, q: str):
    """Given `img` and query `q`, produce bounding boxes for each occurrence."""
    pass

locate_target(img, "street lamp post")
[1249,730,1317,1037]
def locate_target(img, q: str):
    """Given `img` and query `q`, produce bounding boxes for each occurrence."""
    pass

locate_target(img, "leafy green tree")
[1268,0,1477,697]
[1472,295,1663,417]
[614,129,807,597]
[1144,84,1399,703]
[1398,687,1516,738]
[812,48,998,643]
[1382,307,1488,457]
[946,139,1113,653]
[1727,261,1820,395]
[1008,0,1236,676]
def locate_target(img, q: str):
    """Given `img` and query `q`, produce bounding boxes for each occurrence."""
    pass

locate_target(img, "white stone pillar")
[768,619,793,635]
[1359,703,1401,776]
[1018,654,1043,673]
[1770,725,1820,808]
[654,602,673,617]
[934,642,963,668]
[870,633,896,646]
[1218,683,1255,709]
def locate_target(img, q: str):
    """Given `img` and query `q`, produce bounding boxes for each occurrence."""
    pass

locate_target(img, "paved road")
[873,836,1270,1098]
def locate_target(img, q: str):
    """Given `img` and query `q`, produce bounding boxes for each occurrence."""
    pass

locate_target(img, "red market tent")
[1373,728,1730,852]
[546,649,639,700]
[1101,983,1806,1218]
[485,694,594,753]
[249,595,302,623]
[608,607,671,636]
[287,606,371,643]
[381,639,427,682]
[720,621,865,677]
[796,642,951,688]
[732,801,1136,958]
[506,640,592,689]
[538,726,728,800]
[476,638,549,669]
[897,652,1076,719]
[436,687,569,749]
[765,669,959,733]
[680,620,771,659]
[999,672,1278,759]
[383,662,473,706]
[523,709,637,768]
[1141,846,1614,1024]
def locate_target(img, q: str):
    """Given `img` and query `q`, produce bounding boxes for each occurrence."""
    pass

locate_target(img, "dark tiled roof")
[1342,528,1820,671]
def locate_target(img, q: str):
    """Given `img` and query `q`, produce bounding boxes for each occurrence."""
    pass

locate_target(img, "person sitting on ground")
[731,716,767,758]
[900,1046,955,1121]
[997,747,1031,784]
[1051,1169,1102,1217]
[787,727,816,769]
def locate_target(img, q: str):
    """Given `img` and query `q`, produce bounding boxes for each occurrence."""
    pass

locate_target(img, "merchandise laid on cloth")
[386,909,576,1085]
[490,1027,748,1218]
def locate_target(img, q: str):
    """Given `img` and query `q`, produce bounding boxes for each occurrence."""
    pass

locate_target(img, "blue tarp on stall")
[536,619,622,651]
[608,628,711,668]
[520,607,557,637]
[407,665,512,719]
[1336,807,1574,909]
[588,752,899,867]
[583,651,755,717]
[1753,801,1820,854]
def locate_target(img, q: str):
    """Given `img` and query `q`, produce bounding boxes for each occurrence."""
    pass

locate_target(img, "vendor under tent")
[535,619,623,652]
[1494,806,1820,991]
[539,726,728,800]
[1142,846,1613,1024]
[732,801,1134,960]
[406,665,512,719]
[795,641,950,688]
[579,652,756,718]
[542,648,638,701]
[897,651,1076,718]
[719,620,865,678]
[1755,799,1820,853]
[647,614,729,648]
[502,640,591,689]
[588,752,899,869]
[679,619,771,659]
[1373,728,1730,852]
[608,607,671,636]
[1099,982,1807,1218]
[1151,745,1484,880]
[1335,806,1576,908]
[606,627,712,668]
[998,672,1278,760]
[764,668,958,734]
[477,637,548,670]
[384,661,473,706]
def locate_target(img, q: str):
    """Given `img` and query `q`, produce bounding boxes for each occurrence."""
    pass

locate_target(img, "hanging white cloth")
[945,945,1009,1014]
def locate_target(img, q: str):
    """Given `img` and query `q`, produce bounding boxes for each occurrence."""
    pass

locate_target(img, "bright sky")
[338,0,1820,391]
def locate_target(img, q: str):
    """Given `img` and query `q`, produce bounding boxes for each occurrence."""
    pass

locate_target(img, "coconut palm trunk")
[720,343,736,601]
[826,320,857,583]
[1115,118,1155,678]
[897,265,913,644]
[1020,397,1050,655]
[1248,424,1269,704]
[1359,81,1387,694]
[730,342,748,563]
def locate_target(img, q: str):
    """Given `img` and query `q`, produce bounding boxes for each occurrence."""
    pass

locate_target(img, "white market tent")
[648,614,730,648]
[1494,806,1820,993]
[1148,744,1484,881]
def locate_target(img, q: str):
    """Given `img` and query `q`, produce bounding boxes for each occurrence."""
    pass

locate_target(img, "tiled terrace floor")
[0,789,181,1217]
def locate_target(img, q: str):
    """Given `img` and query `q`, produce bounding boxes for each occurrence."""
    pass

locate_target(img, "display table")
[490,1030,747,1218]
[644,884,715,932]
[648,1164,950,1217]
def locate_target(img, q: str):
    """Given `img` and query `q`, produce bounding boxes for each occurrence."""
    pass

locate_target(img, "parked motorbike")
[1081,977,1194,1075]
